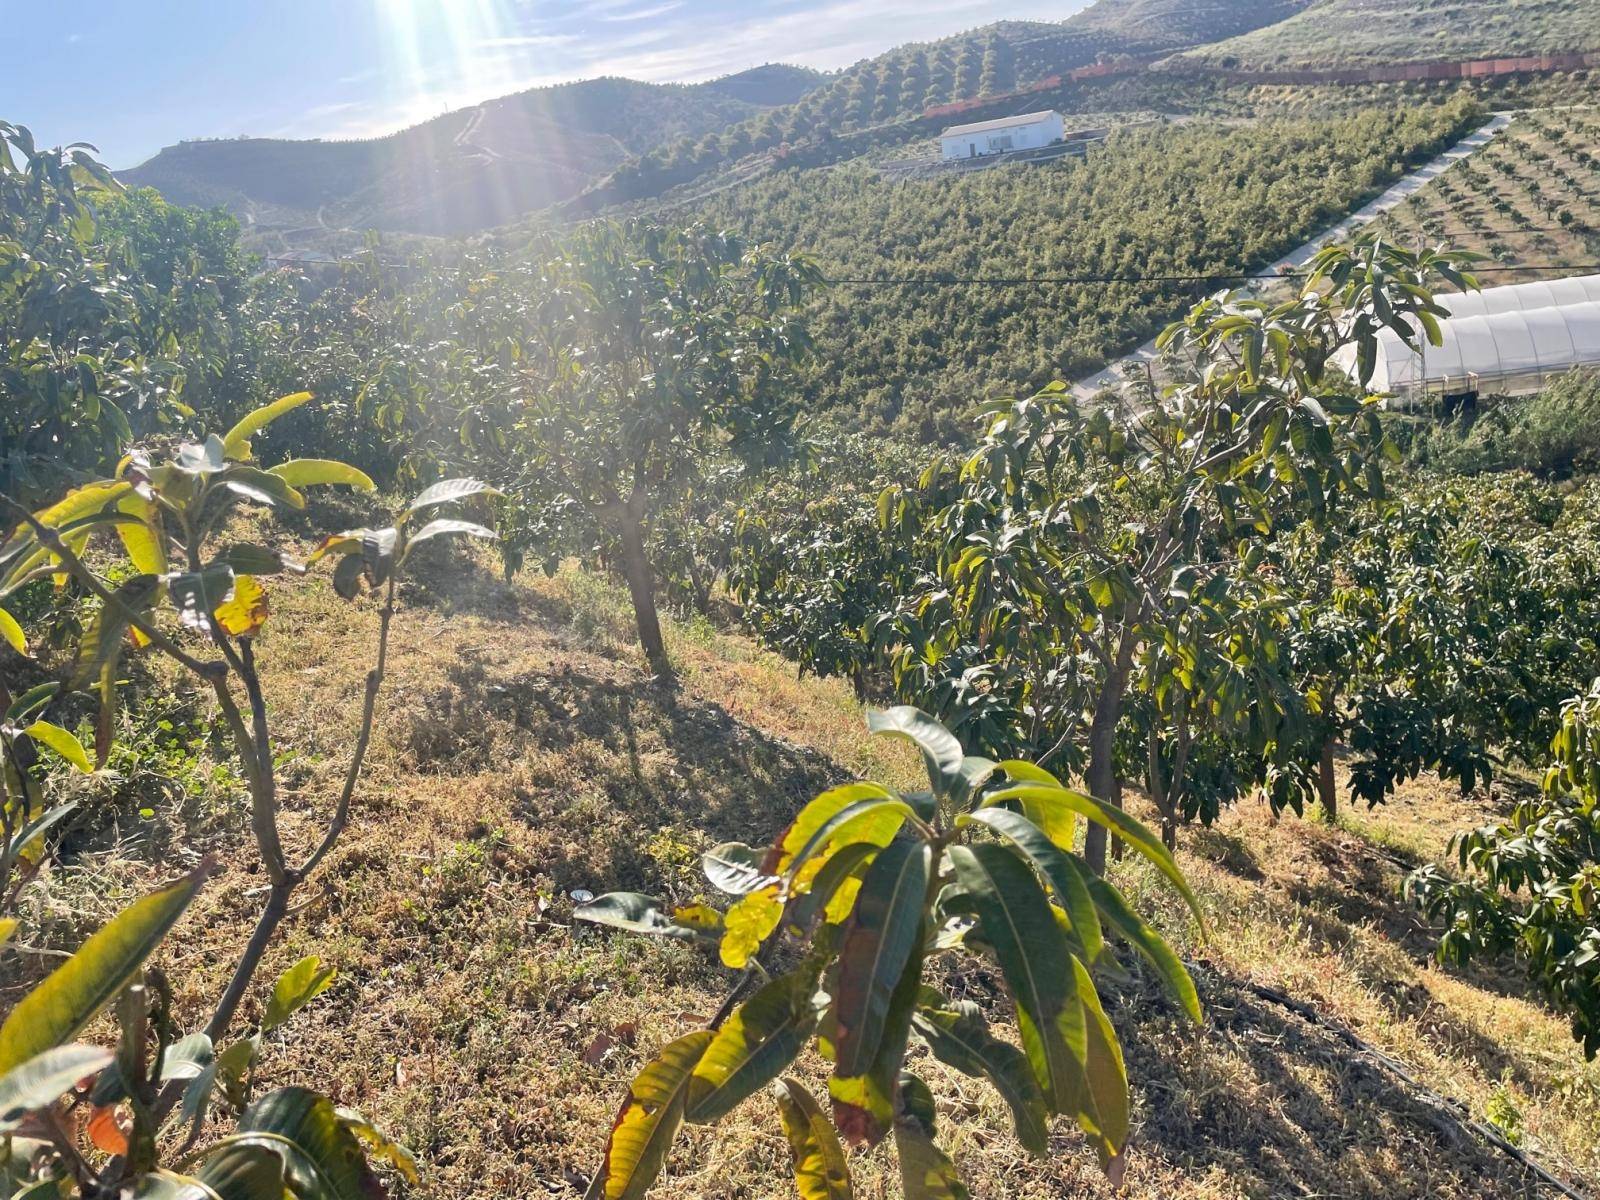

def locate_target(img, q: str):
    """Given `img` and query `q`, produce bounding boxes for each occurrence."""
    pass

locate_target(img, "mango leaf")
[702,842,775,896]
[788,842,880,931]
[780,795,916,887]
[159,1033,213,1083]
[215,544,304,577]
[0,919,15,951]
[175,437,227,475]
[6,682,58,724]
[222,392,314,460]
[263,956,337,1033]
[187,1143,290,1200]
[947,844,1084,1112]
[911,992,1048,1157]
[0,608,26,655]
[306,534,365,567]
[830,916,925,1148]
[768,782,899,874]
[1087,877,1201,1022]
[773,1078,853,1200]
[336,1110,420,1186]
[332,556,366,601]
[236,1086,383,1200]
[866,707,963,798]
[22,721,92,774]
[991,760,1074,849]
[403,478,498,519]
[686,970,819,1123]
[9,801,79,863]
[69,574,160,690]
[0,870,204,1074]
[267,460,376,492]
[977,785,1203,925]
[719,886,782,969]
[958,808,1101,963]
[894,1106,969,1200]
[1071,956,1129,1173]
[0,481,133,562]
[584,1030,712,1200]
[398,520,496,563]
[0,1044,113,1131]
[167,565,235,634]
[575,893,718,943]
[221,467,305,511]
[213,576,270,639]
[114,493,167,577]
[831,841,931,1077]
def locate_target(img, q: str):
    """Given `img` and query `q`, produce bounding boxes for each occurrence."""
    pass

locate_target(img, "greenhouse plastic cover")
[1354,274,1600,396]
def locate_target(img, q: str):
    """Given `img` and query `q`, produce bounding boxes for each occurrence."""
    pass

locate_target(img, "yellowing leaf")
[670,904,723,933]
[267,460,376,492]
[262,955,336,1033]
[114,493,167,576]
[586,1030,712,1200]
[0,871,204,1074]
[222,392,314,461]
[719,887,782,969]
[0,919,16,951]
[774,1078,853,1200]
[686,971,819,1124]
[0,608,25,655]
[88,1104,130,1155]
[23,722,93,774]
[213,575,269,638]
[337,1108,420,1185]
[0,482,132,561]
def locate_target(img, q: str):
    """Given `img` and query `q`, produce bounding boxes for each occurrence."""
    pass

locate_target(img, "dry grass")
[7,514,1600,1198]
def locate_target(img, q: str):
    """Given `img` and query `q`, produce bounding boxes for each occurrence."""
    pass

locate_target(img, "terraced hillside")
[1183,0,1600,67]
[1367,107,1600,282]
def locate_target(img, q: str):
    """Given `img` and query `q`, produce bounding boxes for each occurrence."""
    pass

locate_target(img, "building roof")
[1354,297,1600,395]
[1435,272,1600,318]
[940,110,1061,139]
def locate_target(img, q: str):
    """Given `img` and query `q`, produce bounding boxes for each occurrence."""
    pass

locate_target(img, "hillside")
[31,519,1594,1199]
[700,62,828,106]
[1181,0,1600,67]
[119,70,800,239]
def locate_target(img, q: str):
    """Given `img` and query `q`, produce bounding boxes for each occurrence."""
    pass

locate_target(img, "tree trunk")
[1085,684,1123,876]
[1318,736,1338,822]
[617,512,670,679]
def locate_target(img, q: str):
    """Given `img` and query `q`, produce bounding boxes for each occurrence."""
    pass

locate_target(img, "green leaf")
[774,1077,853,1200]
[911,993,1048,1157]
[215,545,304,577]
[1088,877,1200,1022]
[69,574,160,691]
[266,460,376,492]
[783,796,916,887]
[404,478,499,519]
[867,707,963,797]
[831,841,932,1077]
[947,843,1084,1112]
[686,970,819,1123]
[262,956,336,1033]
[585,1030,712,1200]
[574,893,716,942]
[977,785,1203,926]
[22,721,92,774]
[9,801,79,861]
[770,781,903,874]
[166,565,236,634]
[221,467,306,511]
[958,807,1102,963]
[191,1143,291,1200]
[0,870,204,1074]
[399,519,497,562]
[0,482,133,562]
[0,608,25,655]
[236,1086,382,1200]
[6,683,58,724]
[159,1033,214,1082]
[702,842,775,896]
[222,392,314,460]
[115,493,167,577]
[0,1044,114,1131]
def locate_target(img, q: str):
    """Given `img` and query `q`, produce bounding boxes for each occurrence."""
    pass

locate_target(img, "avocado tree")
[464,220,821,677]
[1408,677,1600,1057]
[576,707,1203,1196]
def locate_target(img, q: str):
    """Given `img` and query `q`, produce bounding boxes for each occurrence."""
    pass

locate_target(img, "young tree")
[879,242,1474,871]
[484,221,821,677]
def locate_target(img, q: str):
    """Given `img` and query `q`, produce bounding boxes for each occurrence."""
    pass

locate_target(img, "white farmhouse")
[940,110,1065,161]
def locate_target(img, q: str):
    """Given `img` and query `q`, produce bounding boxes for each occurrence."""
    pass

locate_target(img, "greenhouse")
[1354,273,1600,403]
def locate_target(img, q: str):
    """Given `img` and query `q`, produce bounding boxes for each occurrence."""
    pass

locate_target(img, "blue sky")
[2,1,1084,168]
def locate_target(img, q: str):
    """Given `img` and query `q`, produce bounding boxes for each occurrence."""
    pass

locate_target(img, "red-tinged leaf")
[585,1031,712,1200]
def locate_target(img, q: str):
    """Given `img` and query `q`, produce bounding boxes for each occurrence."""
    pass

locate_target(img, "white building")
[1346,273,1600,403]
[940,111,1065,161]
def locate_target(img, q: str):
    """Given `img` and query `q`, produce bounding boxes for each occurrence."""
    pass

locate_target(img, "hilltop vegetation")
[120,71,788,238]
[1183,0,1600,67]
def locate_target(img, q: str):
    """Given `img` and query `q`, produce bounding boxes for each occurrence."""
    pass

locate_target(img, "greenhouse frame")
[1353,273,1600,404]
